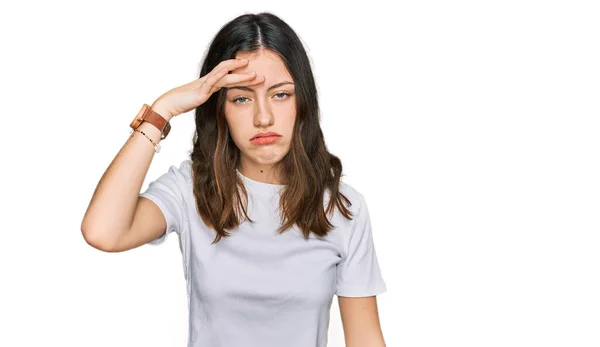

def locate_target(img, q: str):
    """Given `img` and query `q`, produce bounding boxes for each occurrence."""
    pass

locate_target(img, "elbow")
[81,223,119,253]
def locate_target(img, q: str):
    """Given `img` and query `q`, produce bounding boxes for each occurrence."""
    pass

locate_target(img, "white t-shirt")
[139,159,386,347]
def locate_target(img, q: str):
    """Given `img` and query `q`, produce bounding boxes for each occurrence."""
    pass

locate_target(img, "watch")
[129,104,171,140]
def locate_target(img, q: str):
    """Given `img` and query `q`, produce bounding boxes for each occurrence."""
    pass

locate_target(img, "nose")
[253,97,274,128]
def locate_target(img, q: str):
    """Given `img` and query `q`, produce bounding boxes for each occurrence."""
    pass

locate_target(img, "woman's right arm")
[80,102,173,252]
[80,58,265,252]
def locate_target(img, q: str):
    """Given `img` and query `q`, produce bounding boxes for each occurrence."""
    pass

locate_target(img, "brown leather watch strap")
[130,104,172,140]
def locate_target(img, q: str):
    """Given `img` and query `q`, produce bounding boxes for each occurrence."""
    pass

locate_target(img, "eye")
[232,96,249,104]
[232,92,292,104]
[274,92,291,100]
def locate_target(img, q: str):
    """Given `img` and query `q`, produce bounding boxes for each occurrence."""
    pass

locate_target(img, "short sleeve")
[138,160,190,245]
[336,195,387,297]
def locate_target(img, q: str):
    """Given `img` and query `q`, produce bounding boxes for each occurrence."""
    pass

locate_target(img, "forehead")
[232,49,293,81]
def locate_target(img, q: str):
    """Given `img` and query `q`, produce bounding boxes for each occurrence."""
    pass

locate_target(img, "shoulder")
[147,159,193,193]
[323,180,367,237]
[178,159,193,172]
[337,181,365,213]
[167,159,193,182]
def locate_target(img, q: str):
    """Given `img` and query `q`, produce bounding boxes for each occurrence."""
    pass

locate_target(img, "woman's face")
[224,49,296,182]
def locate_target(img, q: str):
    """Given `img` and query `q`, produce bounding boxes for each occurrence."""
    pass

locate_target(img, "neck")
[238,164,285,185]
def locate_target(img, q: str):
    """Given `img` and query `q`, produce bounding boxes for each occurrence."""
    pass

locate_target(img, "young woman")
[81,12,387,347]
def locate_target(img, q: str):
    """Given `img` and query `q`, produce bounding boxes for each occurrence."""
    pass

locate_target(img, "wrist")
[150,100,173,121]
[131,122,162,153]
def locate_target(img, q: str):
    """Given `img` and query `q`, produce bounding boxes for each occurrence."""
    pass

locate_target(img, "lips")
[250,131,282,140]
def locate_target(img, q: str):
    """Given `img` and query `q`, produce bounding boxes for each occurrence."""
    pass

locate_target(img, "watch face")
[130,105,148,129]
[163,122,172,138]
[130,117,143,129]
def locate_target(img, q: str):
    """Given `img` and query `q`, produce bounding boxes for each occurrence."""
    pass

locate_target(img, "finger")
[196,68,230,96]
[220,75,265,90]
[213,58,249,74]
[199,70,255,96]
[232,75,265,86]
[207,72,262,95]
[193,58,249,88]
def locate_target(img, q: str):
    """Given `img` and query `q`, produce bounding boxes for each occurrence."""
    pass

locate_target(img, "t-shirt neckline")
[236,169,285,196]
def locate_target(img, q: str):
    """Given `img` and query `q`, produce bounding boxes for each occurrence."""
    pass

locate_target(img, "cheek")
[284,111,297,136]
[228,127,245,148]
[224,108,241,133]
[272,99,295,116]
[224,117,243,146]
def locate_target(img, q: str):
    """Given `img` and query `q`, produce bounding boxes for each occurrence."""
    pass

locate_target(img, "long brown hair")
[189,12,354,244]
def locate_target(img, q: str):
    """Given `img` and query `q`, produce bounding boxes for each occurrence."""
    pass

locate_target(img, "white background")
[1,0,599,346]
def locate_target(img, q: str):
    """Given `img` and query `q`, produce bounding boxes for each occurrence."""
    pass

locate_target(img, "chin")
[253,152,284,164]
[246,145,291,164]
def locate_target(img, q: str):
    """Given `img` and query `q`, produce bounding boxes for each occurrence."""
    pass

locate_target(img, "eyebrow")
[227,81,294,93]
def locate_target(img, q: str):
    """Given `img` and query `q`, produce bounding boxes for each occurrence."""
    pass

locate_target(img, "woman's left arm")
[338,295,386,347]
